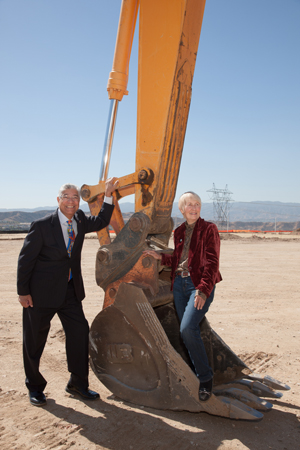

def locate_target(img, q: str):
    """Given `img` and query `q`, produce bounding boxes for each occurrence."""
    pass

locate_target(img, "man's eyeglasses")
[60,195,80,202]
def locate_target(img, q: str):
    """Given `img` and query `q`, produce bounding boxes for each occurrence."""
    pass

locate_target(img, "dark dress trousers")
[17,203,114,392]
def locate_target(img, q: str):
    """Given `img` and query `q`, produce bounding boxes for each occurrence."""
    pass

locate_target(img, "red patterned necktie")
[67,220,75,280]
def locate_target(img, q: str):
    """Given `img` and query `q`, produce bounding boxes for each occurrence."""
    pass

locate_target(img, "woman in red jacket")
[145,191,222,401]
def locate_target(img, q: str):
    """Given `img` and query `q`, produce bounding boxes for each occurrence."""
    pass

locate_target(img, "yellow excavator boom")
[81,0,206,237]
[82,0,290,421]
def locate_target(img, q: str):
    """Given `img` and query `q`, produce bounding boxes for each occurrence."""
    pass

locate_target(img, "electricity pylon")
[207,184,233,230]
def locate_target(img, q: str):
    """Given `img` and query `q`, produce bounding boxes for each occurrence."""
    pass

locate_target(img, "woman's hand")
[194,294,206,310]
[143,249,162,261]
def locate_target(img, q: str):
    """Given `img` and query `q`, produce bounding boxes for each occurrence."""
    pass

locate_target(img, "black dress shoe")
[29,391,47,407]
[199,378,213,402]
[65,384,100,400]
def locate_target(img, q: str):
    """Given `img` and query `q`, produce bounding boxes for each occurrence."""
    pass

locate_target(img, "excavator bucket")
[90,280,288,420]
[90,283,264,420]
[89,213,290,421]
[83,0,290,421]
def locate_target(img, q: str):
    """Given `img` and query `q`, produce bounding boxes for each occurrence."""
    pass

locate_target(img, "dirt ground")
[1,233,299,450]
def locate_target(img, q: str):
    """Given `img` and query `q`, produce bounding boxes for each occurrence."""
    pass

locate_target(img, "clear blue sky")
[1,0,299,209]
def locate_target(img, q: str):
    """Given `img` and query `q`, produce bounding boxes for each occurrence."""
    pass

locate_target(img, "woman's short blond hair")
[178,191,202,213]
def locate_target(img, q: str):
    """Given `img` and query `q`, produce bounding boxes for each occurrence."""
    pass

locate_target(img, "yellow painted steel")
[107,0,139,101]
[135,0,206,234]
[83,0,206,240]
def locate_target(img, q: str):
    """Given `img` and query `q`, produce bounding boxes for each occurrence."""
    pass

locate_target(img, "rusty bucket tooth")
[216,396,264,421]
[89,283,265,420]
[247,373,290,391]
[220,379,283,399]
[213,387,273,411]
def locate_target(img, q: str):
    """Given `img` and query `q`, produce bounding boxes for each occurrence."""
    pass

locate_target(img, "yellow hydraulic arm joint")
[81,167,153,203]
[82,0,206,243]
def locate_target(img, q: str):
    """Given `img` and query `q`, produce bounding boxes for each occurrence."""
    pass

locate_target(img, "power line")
[207,184,233,229]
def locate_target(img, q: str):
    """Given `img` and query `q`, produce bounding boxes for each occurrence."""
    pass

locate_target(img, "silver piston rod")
[99,99,119,181]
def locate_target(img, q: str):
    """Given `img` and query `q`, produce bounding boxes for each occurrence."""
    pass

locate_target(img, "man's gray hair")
[58,184,80,198]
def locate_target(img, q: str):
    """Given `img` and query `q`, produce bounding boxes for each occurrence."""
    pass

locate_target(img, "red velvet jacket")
[161,217,222,298]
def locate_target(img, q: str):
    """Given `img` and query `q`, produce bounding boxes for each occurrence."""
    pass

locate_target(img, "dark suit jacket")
[161,217,222,298]
[17,203,114,308]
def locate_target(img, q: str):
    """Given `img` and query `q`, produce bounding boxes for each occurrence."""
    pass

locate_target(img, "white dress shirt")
[58,196,113,248]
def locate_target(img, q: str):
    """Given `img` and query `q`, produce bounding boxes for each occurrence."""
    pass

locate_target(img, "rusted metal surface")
[81,172,138,203]
[87,194,111,245]
[95,212,152,291]
[154,303,250,386]
[85,193,125,246]
[90,283,266,420]
[90,222,290,420]
[85,0,290,420]
[102,255,159,309]
[90,228,289,419]
[88,207,290,420]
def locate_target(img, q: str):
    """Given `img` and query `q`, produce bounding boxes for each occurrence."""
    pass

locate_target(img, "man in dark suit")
[17,177,119,407]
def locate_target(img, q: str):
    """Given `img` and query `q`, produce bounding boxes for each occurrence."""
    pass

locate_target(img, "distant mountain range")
[1,201,299,222]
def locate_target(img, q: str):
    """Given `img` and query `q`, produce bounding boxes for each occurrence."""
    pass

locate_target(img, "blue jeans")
[173,276,215,382]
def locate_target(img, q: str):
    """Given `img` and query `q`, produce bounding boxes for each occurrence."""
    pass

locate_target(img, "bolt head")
[142,256,152,269]
[138,170,148,181]
[97,248,110,264]
[129,216,143,232]
[109,288,117,298]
